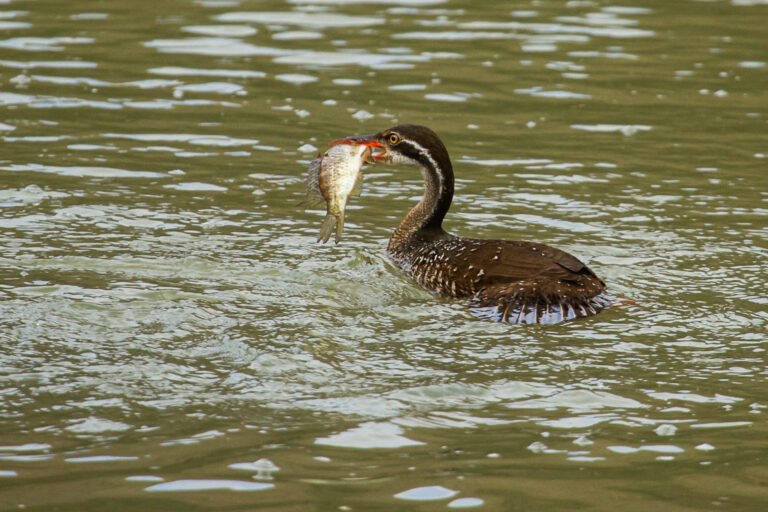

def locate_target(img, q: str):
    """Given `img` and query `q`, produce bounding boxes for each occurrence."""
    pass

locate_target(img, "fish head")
[325,142,372,166]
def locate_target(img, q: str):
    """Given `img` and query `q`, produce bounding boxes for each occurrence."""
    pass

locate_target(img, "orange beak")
[329,134,387,161]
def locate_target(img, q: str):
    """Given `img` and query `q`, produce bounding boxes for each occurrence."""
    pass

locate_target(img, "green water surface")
[1,0,767,510]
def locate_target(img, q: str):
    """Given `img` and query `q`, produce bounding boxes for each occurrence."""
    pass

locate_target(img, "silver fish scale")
[304,145,365,204]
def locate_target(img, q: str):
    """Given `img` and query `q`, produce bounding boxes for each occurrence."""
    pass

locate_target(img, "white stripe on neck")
[402,139,443,194]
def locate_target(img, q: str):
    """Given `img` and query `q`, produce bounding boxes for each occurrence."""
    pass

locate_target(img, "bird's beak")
[329,134,387,162]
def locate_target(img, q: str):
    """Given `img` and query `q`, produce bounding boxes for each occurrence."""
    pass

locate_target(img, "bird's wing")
[466,240,592,283]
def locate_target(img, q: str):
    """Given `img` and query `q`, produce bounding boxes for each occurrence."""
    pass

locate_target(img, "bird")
[331,124,611,325]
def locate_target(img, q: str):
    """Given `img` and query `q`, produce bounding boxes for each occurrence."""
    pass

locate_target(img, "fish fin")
[317,214,337,244]
[334,211,345,244]
[297,195,325,208]
[351,171,363,197]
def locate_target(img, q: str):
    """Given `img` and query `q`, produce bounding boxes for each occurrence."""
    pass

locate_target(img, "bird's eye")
[388,133,400,145]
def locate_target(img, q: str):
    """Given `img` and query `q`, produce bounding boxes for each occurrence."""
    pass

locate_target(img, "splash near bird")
[325,124,611,325]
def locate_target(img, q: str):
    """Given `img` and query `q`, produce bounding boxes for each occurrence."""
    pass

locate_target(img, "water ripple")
[0,36,94,51]
[144,37,294,57]
[0,163,167,178]
[215,11,385,29]
[1,1,767,509]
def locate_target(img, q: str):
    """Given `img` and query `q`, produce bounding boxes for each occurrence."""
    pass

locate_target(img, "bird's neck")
[390,145,454,249]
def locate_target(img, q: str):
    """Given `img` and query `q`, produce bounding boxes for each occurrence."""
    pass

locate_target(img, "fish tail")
[334,212,345,244]
[317,214,337,244]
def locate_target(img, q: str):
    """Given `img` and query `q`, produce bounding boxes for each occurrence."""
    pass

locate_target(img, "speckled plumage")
[346,124,610,325]
[388,231,609,324]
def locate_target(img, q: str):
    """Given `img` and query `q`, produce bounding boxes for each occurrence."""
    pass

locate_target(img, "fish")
[304,144,371,244]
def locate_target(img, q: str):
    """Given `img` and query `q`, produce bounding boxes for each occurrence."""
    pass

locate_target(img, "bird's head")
[330,124,449,170]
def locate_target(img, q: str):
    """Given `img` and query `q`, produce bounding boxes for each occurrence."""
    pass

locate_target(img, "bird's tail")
[468,287,612,325]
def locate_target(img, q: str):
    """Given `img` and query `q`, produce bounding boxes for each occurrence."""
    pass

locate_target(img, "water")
[1,0,766,509]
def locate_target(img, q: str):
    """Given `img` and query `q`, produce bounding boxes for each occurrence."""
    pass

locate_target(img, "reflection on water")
[1,0,767,509]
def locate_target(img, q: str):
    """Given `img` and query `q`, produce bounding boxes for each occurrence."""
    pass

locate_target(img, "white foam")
[394,485,458,501]
[316,422,424,449]
[571,124,651,135]
[0,163,166,178]
[163,182,228,192]
[145,479,274,492]
[66,418,132,433]
[182,25,257,37]
[65,455,139,463]
[275,73,318,85]
[448,497,485,508]
[215,11,384,28]
[148,66,265,78]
